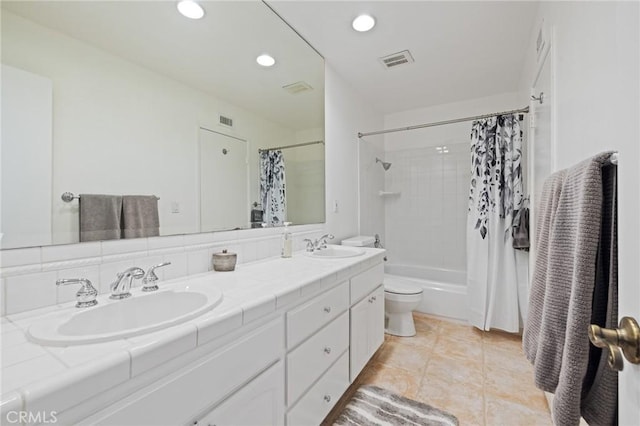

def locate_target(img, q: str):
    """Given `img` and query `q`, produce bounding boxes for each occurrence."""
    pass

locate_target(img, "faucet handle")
[142,262,171,292]
[57,278,98,308]
[303,239,315,252]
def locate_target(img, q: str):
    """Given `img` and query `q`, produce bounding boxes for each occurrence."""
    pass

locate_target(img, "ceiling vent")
[379,50,414,69]
[282,81,314,95]
[218,114,233,128]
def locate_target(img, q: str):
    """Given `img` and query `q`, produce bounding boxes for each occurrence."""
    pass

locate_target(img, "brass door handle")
[588,316,640,371]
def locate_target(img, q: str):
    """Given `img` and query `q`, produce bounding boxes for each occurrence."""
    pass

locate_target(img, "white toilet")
[341,235,423,337]
[383,280,423,337]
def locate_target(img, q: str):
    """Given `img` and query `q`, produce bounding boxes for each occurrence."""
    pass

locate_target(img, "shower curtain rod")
[357,106,530,138]
[258,140,324,153]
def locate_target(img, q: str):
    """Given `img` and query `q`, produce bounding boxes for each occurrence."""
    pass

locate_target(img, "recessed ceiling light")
[352,14,375,32]
[177,0,205,20]
[256,54,276,67]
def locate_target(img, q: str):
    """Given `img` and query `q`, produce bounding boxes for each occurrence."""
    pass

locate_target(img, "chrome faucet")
[110,267,144,300]
[303,234,335,252]
[57,278,98,308]
[141,262,171,292]
[316,234,334,249]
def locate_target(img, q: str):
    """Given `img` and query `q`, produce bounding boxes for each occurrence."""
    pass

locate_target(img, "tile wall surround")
[0,224,325,316]
[384,143,469,271]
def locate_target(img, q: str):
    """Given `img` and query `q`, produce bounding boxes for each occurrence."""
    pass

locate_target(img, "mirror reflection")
[1,0,325,249]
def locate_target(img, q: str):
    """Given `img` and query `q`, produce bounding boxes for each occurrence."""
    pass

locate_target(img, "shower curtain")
[466,115,528,332]
[260,150,286,225]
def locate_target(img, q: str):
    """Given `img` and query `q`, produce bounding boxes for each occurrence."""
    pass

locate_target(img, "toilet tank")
[341,235,375,248]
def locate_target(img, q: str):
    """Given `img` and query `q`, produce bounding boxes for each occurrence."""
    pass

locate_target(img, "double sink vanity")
[1,245,385,425]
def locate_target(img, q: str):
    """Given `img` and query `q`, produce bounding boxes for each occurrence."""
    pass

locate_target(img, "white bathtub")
[384,264,468,321]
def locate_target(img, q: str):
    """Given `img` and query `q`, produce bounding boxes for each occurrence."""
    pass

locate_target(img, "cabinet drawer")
[287,312,349,405]
[90,319,283,426]
[287,281,348,348]
[287,352,349,426]
[350,262,384,304]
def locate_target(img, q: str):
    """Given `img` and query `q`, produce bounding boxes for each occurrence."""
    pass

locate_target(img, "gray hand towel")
[512,206,530,250]
[122,195,159,238]
[79,194,123,242]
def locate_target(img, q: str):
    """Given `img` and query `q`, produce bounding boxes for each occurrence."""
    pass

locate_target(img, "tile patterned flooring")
[324,312,552,426]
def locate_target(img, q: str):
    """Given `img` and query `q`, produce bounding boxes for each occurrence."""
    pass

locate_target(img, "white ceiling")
[269,0,539,115]
[2,1,325,131]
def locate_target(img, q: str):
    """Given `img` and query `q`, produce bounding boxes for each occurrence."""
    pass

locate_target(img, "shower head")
[376,157,392,171]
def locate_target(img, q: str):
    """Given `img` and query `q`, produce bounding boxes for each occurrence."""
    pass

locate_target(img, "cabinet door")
[349,295,370,382]
[197,361,284,426]
[367,286,385,357]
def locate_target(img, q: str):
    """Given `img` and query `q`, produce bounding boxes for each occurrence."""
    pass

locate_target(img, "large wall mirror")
[1,1,325,250]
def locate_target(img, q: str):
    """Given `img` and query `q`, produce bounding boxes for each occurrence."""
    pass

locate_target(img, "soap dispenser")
[281,222,293,258]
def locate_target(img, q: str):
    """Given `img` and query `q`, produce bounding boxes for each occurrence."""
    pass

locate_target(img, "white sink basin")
[305,245,365,259]
[28,282,222,346]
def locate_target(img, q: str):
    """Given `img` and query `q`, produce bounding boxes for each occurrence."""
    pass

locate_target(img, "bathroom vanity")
[0,248,385,426]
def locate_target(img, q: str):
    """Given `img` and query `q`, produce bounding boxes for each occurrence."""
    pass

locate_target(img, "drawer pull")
[323,306,332,313]
[324,346,332,355]
[324,395,332,403]
[371,296,377,301]
[368,297,374,303]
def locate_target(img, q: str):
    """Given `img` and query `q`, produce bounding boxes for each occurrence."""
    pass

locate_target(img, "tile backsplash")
[0,225,324,315]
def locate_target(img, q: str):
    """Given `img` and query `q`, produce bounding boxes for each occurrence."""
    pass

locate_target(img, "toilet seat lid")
[384,281,423,295]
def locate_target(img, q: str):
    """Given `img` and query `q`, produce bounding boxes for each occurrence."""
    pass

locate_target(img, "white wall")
[382,93,522,270]
[2,11,297,244]
[518,4,639,423]
[518,2,638,170]
[325,64,384,242]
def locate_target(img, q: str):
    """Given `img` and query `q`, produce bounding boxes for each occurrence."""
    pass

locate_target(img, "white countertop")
[0,247,385,417]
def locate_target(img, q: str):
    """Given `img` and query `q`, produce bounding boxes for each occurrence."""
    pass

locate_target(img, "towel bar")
[61,192,160,202]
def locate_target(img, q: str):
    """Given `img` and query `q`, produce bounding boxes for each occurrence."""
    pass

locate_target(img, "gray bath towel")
[523,152,615,426]
[79,194,123,242]
[522,169,566,366]
[580,163,617,426]
[122,195,159,238]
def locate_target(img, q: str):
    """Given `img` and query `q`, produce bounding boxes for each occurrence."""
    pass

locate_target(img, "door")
[349,296,368,382]
[528,26,640,423]
[367,286,385,355]
[199,128,248,232]
[528,41,553,273]
[617,46,640,426]
[1,65,53,248]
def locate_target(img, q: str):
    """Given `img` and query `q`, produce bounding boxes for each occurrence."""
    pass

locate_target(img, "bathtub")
[384,264,468,321]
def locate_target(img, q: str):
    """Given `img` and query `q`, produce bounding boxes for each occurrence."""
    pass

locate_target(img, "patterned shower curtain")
[466,114,528,332]
[260,150,286,225]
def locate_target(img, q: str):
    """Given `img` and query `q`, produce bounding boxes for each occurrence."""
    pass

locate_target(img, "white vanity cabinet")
[84,319,284,426]
[349,263,385,383]
[286,264,385,425]
[60,255,386,426]
[350,285,384,381]
[194,361,284,426]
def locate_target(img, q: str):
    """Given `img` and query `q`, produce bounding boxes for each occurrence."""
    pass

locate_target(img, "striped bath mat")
[333,385,458,426]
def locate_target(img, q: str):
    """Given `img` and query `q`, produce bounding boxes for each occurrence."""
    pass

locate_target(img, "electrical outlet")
[171,202,180,213]
[333,200,339,213]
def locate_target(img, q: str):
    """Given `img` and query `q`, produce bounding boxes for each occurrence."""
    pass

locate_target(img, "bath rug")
[333,385,458,426]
